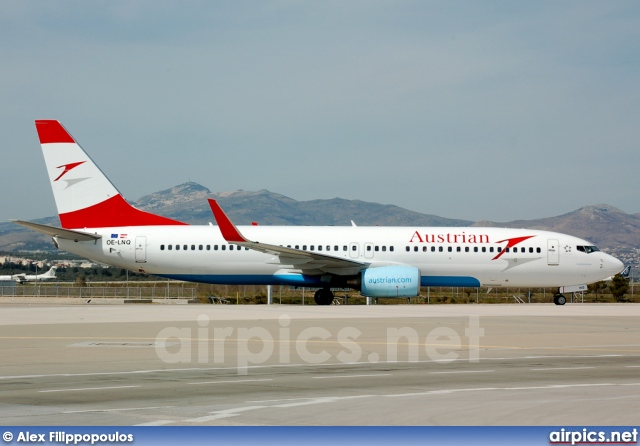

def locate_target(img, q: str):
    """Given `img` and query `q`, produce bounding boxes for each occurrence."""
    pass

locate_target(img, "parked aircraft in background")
[15,266,58,283]
[0,273,23,281]
[12,120,624,305]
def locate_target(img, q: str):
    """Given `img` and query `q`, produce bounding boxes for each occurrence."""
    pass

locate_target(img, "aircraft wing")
[10,220,102,241]
[208,199,367,274]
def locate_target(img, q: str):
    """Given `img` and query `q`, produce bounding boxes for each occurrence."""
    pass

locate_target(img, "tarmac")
[1,300,639,425]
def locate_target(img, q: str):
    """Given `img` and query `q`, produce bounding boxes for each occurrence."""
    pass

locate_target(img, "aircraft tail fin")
[35,120,186,229]
[42,266,57,278]
[621,265,631,278]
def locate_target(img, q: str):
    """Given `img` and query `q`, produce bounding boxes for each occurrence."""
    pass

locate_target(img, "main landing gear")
[553,293,567,305]
[314,288,334,306]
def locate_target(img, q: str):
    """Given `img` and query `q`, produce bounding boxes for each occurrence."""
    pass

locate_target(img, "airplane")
[0,273,25,282]
[15,266,58,283]
[12,120,624,306]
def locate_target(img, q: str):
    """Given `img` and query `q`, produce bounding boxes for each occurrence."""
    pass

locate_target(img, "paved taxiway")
[0,303,639,425]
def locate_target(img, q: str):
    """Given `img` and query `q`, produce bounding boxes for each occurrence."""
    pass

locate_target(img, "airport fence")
[0,285,197,299]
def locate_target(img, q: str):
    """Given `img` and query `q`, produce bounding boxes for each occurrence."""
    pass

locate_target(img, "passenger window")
[537,247,541,253]
[206,245,211,250]
[310,245,314,251]
[390,246,394,252]
[456,247,461,252]
[303,245,307,250]
[295,245,300,250]
[465,247,469,252]
[191,245,195,250]
[168,245,173,250]
[222,245,226,251]
[529,247,533,253]
[431,246,436,252]
[439,246,443,252]
[343,246,348,251]
[214,245,218,250]
[183,245,187,250]
[367,246,372,251]
[334,245,339,251]
[414,246,419,252]
[160,244,165,251]
[199,245,203,250]
[489,247,494,253]
[482,247,486,253]
[229,245,234,251]
[352,245,357,251]
[448,246,452,252]
[176,245,180,251]
[406,246,410,252]
[318,245,322,251]
[474,247,478,252]
[375,246,379,252]
[423,246,427,252]
[382,246,387,252]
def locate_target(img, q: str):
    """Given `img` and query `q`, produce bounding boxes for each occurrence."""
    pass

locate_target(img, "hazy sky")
[2,1,639,223]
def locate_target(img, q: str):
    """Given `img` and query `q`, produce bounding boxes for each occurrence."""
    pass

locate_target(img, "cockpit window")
[577,245,600,253]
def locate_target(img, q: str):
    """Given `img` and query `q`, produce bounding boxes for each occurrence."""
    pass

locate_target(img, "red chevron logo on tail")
[54,161,86,182]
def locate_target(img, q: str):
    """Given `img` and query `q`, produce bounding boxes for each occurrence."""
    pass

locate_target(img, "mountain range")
[2,182,639,257]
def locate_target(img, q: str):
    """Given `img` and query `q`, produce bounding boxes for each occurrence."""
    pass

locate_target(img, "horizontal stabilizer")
[10,220,102,241]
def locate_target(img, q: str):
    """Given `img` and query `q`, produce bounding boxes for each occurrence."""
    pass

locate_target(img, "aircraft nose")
[603,254,624,276]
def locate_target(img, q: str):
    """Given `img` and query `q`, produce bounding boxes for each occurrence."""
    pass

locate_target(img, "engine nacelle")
[360,266,420,298]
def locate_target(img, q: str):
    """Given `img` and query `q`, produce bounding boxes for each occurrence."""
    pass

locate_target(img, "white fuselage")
[58,225,623,290]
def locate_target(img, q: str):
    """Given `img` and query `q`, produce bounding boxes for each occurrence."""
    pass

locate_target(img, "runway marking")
[626,366,640,368]
[188,379,273,385]
[66,406,174,414]
[39,385,140,393]
[429,370,495,375]
[148,382,640,425]
[136,420,176,426]
[313,374,392,379]
[1,353,638,380]
[530,367,595,371]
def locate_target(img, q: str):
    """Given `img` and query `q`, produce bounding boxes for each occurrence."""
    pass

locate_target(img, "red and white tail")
[35,120,186,229]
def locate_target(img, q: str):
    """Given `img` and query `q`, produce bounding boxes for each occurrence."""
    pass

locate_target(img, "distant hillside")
[0,182,471,251]
[473,204,640,250]
[134,182,473,227]
[2,182,639,255]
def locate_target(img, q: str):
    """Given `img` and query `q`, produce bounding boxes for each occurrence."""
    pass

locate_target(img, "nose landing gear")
[553,293,566,305]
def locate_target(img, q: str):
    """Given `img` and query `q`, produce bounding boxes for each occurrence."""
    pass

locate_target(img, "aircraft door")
[349,242,360,259]
[364,242,374,259]
[547,239,559,265]
[135,236,147,263]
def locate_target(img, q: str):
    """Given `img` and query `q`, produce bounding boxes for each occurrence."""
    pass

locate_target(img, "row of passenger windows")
[286,245,395,252]
[406,245,542,253]
[159,243,541,254]
[160,244,248,251]
[159,244,395,252]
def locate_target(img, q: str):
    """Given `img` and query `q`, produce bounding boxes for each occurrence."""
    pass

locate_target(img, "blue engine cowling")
[360,266,420,298]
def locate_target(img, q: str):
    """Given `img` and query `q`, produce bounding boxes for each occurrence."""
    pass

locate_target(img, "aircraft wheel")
[553,294,566,306]
[314,288,334,306]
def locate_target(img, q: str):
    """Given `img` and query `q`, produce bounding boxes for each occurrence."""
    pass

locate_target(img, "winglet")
[208,199,249,243]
